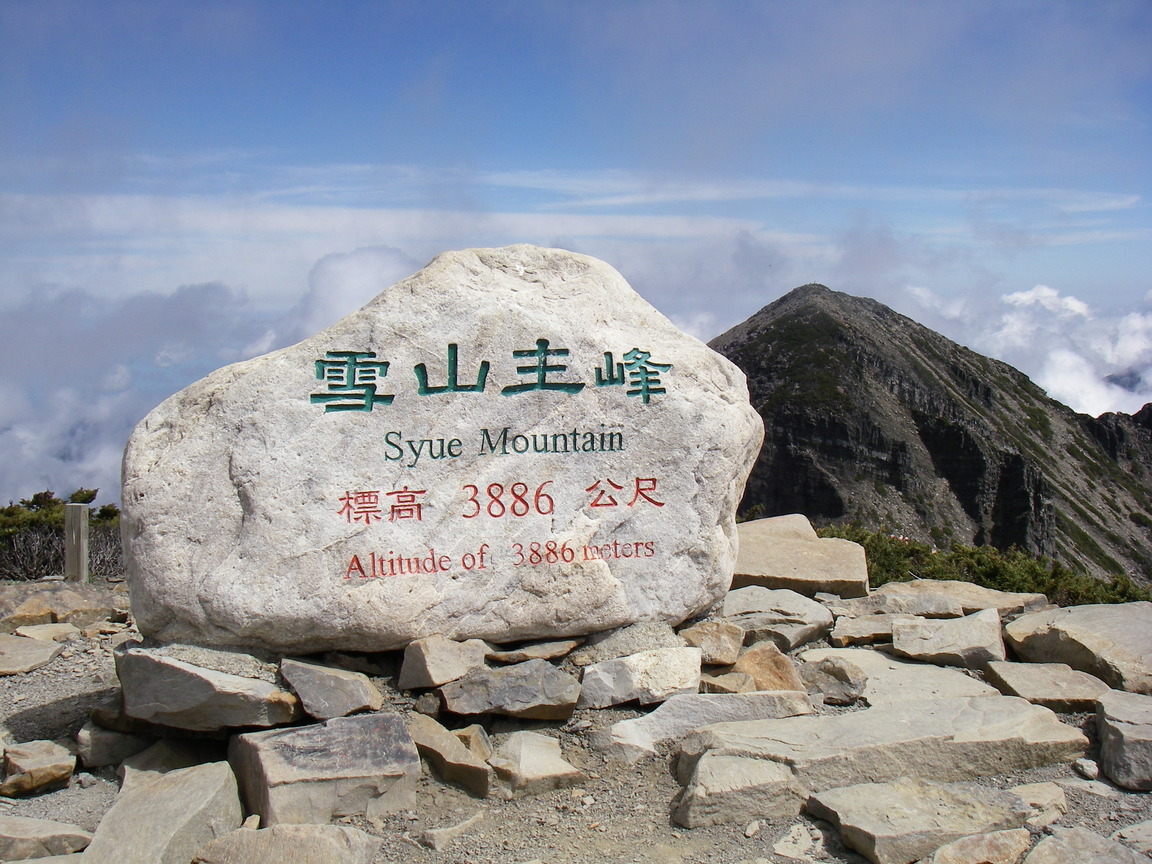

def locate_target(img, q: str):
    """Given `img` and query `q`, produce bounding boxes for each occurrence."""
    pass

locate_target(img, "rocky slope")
[709,284,1152,586]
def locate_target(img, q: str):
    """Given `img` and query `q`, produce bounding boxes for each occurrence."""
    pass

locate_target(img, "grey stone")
[676,696,1086,816]
[800,647,999,704]
[922,828,1033,864]
[737,513,819,542]
[453,724,493,761]
[75,721,154,769]
[720,587,833,650]
[578,647,701,708]
[487,731,583,796]
[568,621,684,666]
[119,739,229,791]
[1023,826,1148,863]
[699,672,757,694]
[824,593,965,620]
[730,641,805,692]
[0,633,63,675]
[12,623,80,642]
[419,812,484,851]
[799,656,867,706]
[830,614,917,647]
[1112,820,1152,855]
[116,646,301,731]
[122,246,762,655]
[1005,602,1152,694]
[228,713,420,826]
[1010,781,1068,829]
[679,619,745,665]
[407,713,493,797]
[806,778,1030,864]
[82,761,243,864]
[874,579,1048,618]
[732,525,868,598]
[440,658,581,720]
[1,739,75,797]
[485,638,583,663]
[397,634,489,689]
[280,657,384,719]
[597,691,812,762]
[1097,689,1152,790]
[985,661,1110,711]
[0,815,92,860]
[192,824,379,864]
[673,754,800,828]
[891,608,1005,669]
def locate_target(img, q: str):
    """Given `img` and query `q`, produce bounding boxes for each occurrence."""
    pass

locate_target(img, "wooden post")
[64,502,89,583]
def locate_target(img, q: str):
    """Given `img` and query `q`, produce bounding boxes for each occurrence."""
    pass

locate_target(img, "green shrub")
[0,489,121,581]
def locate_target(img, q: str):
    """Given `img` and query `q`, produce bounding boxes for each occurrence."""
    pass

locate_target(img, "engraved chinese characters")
[122,245,763,653]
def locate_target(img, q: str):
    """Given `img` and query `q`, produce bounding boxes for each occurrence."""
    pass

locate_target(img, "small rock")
[732,523,868,598]
[891,608,1005,669]
[1073,757,1100,780]
[568,621,684,666]
[1097,689,1152,790]
[679,620,745,665]
[488,731,584,797]
[12,623,80,642]
[280,657,384,720]
[485,638,583,663]
[412,692,440,717]
[119,739,229,791]
[440,659,581,720]
[419,812,483,851]
[0,634,63,675]
[985,661,1110,711]
[1010,781,1067,829]
[1024,826,1148,863]
[1111,820,1152,855]
[1,740,75,797]
[75,721,154,769]
[720,587,833,650]
[674,753,799,828]
[397,634,489,689]
[799,656,867,706]
[743,819,761,838]
[192,823,379,864]
[453,724,494,761]
[829,613,914,647]
[0,814,92,860]
[699,672,758,694]
[730,641,805,692]
[407,713,493,797]
[578,647,701,708]
[924,828,1032,864]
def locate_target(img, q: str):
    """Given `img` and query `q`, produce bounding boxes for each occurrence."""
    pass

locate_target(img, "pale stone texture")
[800,647,999,704]
[75,721,154,769]
[487,731,583,796]
[485,638,582,663]
[116,646,300,731]
[82,761,243,864]
[439,659,581,720]
[730,642,805,692]
[595,691,813,762]
[699,672,757,694]
[799,656,867,706]
[674,753,799,828]
[0,583,130,634]
[13,623,80,642]
[228,714,420,826]
[732,525,868,598]
[279,657,383,719]
[578,647,701,708]
[1004,602,1152,694]
[678,619,744,665]
[874,579,1048,618]
[891,608,1006,669]
[407,713,493,797]
[985,661,1110,711]
[1,740,74,797]
[830,613,915,647]
[568,621,683,666]
[806,779,1030,864]
[676,696,1086,815]
[1112,820,1152,855]
[420,812,484,851]
[737,513,819,542]
[823,593,964,619]
[1023,826,1148,863]
[922,828,1032,864]
[123,245,762,654]
[118,739,228,791]
[720,587,833,650]
[398,635,490,689]
[0,633,62,675]
[192,824,379,864]
[1097,689,1152,790]
[1010,782,1068,829]
[0,815,92,860]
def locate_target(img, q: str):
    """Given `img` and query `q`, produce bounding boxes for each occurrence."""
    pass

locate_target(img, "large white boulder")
[122,245,762,653]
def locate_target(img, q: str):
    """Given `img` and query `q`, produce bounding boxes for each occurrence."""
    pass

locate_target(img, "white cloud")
[1037,349,1147,417]
[1002,284,1092,318]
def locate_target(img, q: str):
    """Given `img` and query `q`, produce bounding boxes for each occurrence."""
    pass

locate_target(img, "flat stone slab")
[487,731,583,797]
[800,647,999,704]
[82,761,243,864]
[830,613,916,646]
[568,621,684,666]
[1112,820,1152,855]
[1024,826,1149,863]
[0,633,63,675]
[485,638,583,663]
[1005,602,1152,694]
[116,646,300,731]
[229,713,420,826]
[678,619,744,665]
[674,753,799,828]
[1,739,75,797]
[985,661,1110,711]
[1097,689,1152,790]
[806,778,1030,864]
[874,579,1048,618]
[924,829,1033,864]
[578,646,701,708]
[440,658,581,720]
[12,623,80,642]
[732,526,868,598]
[0,815,92,860]
[676,696,1086,815]
[891,608,1005,669]
[122,245,762,654]
[280,657,383,719]
[192,824,379,864]
[407,713,493,797]
[0,583,130,633]
[720,587,832,650]
[398,634,489,689]
[597,691,813,762]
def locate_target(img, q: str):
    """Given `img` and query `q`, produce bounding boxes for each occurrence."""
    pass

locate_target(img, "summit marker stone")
[122,246,762,654]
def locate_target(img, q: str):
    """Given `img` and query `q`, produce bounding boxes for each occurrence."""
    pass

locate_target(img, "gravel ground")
[2,608,1151,863]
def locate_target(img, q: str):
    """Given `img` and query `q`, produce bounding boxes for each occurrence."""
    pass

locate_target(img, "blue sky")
[0,0,1150,505]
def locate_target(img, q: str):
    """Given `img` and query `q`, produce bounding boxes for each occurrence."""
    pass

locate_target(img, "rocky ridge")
[709,284,1152,586]
[0,518,1150,864]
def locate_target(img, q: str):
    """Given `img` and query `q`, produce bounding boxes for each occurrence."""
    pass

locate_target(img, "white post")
[64,502,89,583]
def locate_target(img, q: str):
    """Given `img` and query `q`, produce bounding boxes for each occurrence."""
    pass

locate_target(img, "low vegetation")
[818,523,1151,606]
[0,489,122,580]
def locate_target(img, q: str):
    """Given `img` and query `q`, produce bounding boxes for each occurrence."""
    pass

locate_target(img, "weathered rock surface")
[730,641,805,692]
[1112,820,1152,855]
[830,613,913,647]
[674,753,798,828]
[487,731,583,796]
[985,661,1110,711]
[676,696,1086,817]
[678,619,744,665]
[568,621,684,666]
[698,672,757,694]
[122,245,762,654]
[280,657,383,719]
[13,623,80,642]
[1011,781,1068,829]
[891,608,1005,669]
[1004,602,1152,694]
[407,713,493,797]
[1023,826,1149,863]
[75,721,154,769]
[116,646,300,731]
[1,739,75,797]
[578,647,701,708]
[732,522,868,597]
[806,778,1030,864]
[192,824,379,864]
[596,691,813,762]
[720,587,833,650]
[398,634,490,689]
[440,658,581,719]
[799,655,867,706]
[82,761,243,864]
[823,592,964,620]
[800,647,999,704]
[0,815,92,860]
[485,638,582,664]
[874,579,1048,618]
[0,633,63,675]
[228,713,419,826]
[0,583,129,633]
[922,828,1032,864]
[1097,689,1152,790]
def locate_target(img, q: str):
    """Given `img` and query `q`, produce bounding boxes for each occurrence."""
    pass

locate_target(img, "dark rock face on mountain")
[710,284,1152,586]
